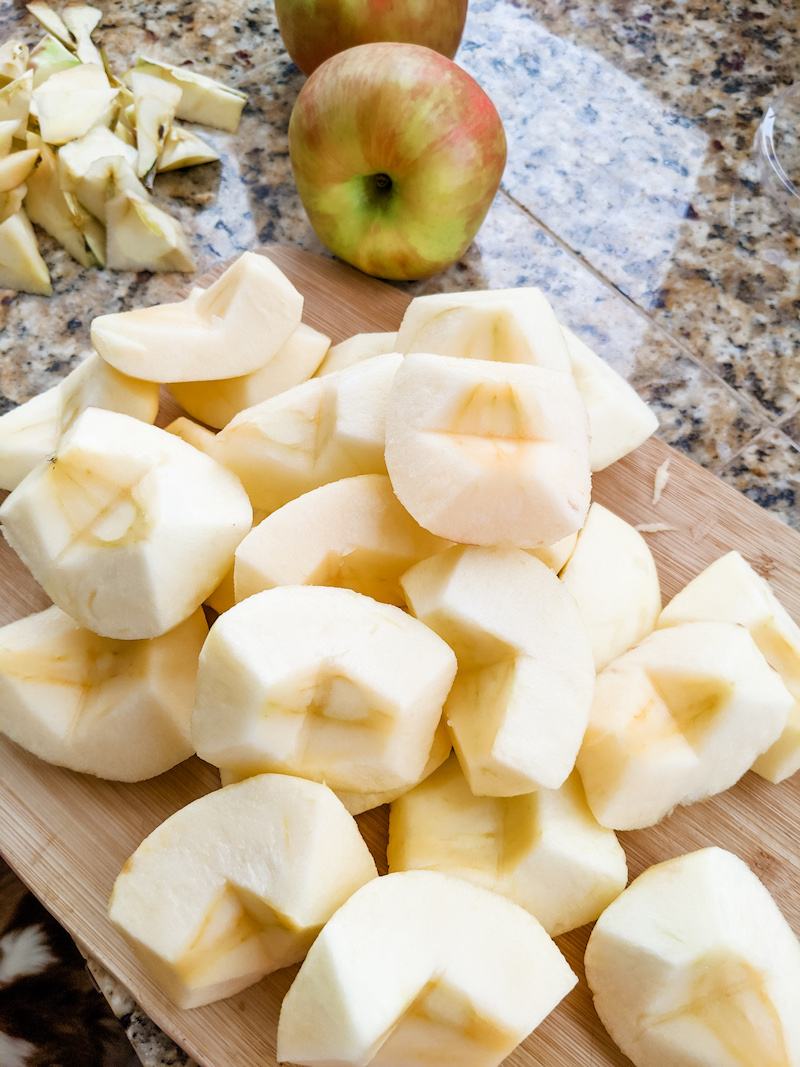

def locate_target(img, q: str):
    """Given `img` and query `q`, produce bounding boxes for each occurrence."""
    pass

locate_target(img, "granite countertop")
[0,0,798,1063]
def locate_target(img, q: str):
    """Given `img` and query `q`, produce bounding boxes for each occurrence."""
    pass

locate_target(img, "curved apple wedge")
[585,848,800,1067]
[0,605,206,781]
[277,870,577,1067]
[192,585,457,796]
[385,353,591,548]
[0,408,252,640]
[402,546,594,796]
[233,474,450,607]
[577,621,794,830]
[388,755,627,937]
[109,774,378,1009]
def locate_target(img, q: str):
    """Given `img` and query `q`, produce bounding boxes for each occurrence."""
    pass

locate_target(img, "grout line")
[498,186,775,429]
[710,423,800,476]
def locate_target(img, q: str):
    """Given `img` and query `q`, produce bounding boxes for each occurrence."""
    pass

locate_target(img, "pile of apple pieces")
[0,1,246,295]
[2,252,800,1065]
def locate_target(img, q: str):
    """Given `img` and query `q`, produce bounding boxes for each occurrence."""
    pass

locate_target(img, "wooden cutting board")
[2,246,800,1067]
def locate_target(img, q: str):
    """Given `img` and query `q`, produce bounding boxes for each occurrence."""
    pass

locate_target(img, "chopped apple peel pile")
[0,2,246,294]
[2,253,800,1065]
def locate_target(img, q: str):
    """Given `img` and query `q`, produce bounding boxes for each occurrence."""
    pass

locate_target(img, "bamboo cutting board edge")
[1,245,800,1067]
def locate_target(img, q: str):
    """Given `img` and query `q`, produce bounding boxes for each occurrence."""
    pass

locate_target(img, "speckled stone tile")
[457,0,800,419]
[717,427,800,530]
[778,405,800,448]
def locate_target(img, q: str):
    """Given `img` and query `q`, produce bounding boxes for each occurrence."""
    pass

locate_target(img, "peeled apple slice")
[277,869,577,1067]
[388,756,627,936]
[0,605,206,780]
[385,353,591,548]
[109,774,379,1009]
[314,331,398,376]
[214,352,401,513]
[577,621,794,830]
[0,408,252,640]
[562,326,658,471]
[191,585,457,796]
[0,352,159,492]
[561,502,662,671]
[169,322,331,429]
[585,847,800,1067]
[0,209,51,296]
[658,551,800,784]
[233,474,450,606]
[402,545,595,796]
[91,251,303,382]
[32,63,119,145]
[395,288,570,371]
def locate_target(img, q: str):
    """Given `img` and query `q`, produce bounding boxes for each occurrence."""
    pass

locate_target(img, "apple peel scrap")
[108,774,379,1009]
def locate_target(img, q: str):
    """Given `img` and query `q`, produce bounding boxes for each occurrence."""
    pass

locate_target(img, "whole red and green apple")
[288,43,507,281]
[274,0,468,75]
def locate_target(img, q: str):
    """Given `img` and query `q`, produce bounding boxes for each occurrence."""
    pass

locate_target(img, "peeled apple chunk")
[385,353,591,548]
[214,352,401,513]
[90,251,303,383]
[561,502,662,672]
[401,545,595,796]
[388,756,627,937]
[108,774,378,1009]
[585,847,800,1067]
[314,331,398,377]
[233,474,450,607]
[658,551,800,785]
[169,322,331,429]
[277,869,577,1067]
[576,621,794,831]
[395,288,570,371]
[562,325,658,471]
[0,352,159,492]
[191,585,457,795]
[0,605,206,780]
[0,408,252,640]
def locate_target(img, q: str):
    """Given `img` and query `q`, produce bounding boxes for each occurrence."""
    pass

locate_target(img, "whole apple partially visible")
[275,0,468,75]
[289,43,507,280]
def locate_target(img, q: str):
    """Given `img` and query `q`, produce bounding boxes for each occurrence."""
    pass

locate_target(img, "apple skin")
[288,43,507,280]
[275,0,468,75]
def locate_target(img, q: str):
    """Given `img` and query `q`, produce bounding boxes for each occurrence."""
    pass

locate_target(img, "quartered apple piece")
[388,756,627,936]
[109,774,378,1009]
[32,63,119,145]
[0,209,51,295]
[0,408,252,640]
[130,70,182,179]
[577,621,793,830]
[221,719,453,817]
[214,352,402,513]
[277,870,577,1067]
[127,56,247,132]
[314,330,398,376]
[170,322,331,429]
[402,545,594,796]
[395,287,570,370]
[57,125,139,217]
[561,502,662,671]
[386,352,591,549]
[25,138,106,268]
[0,352,159,492]
[191,585,457,796]
[585,848,800,1067]
[562,325,659,471]
[233,474,450,606]
[27,34,81,87]
[0,604,206,780]
[659,551,800,784]
[91,251,303,381]
[157,125,220,171]
[0,70,33,136]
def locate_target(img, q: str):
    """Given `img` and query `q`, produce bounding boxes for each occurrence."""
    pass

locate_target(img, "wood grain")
[2,246,800,1067]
